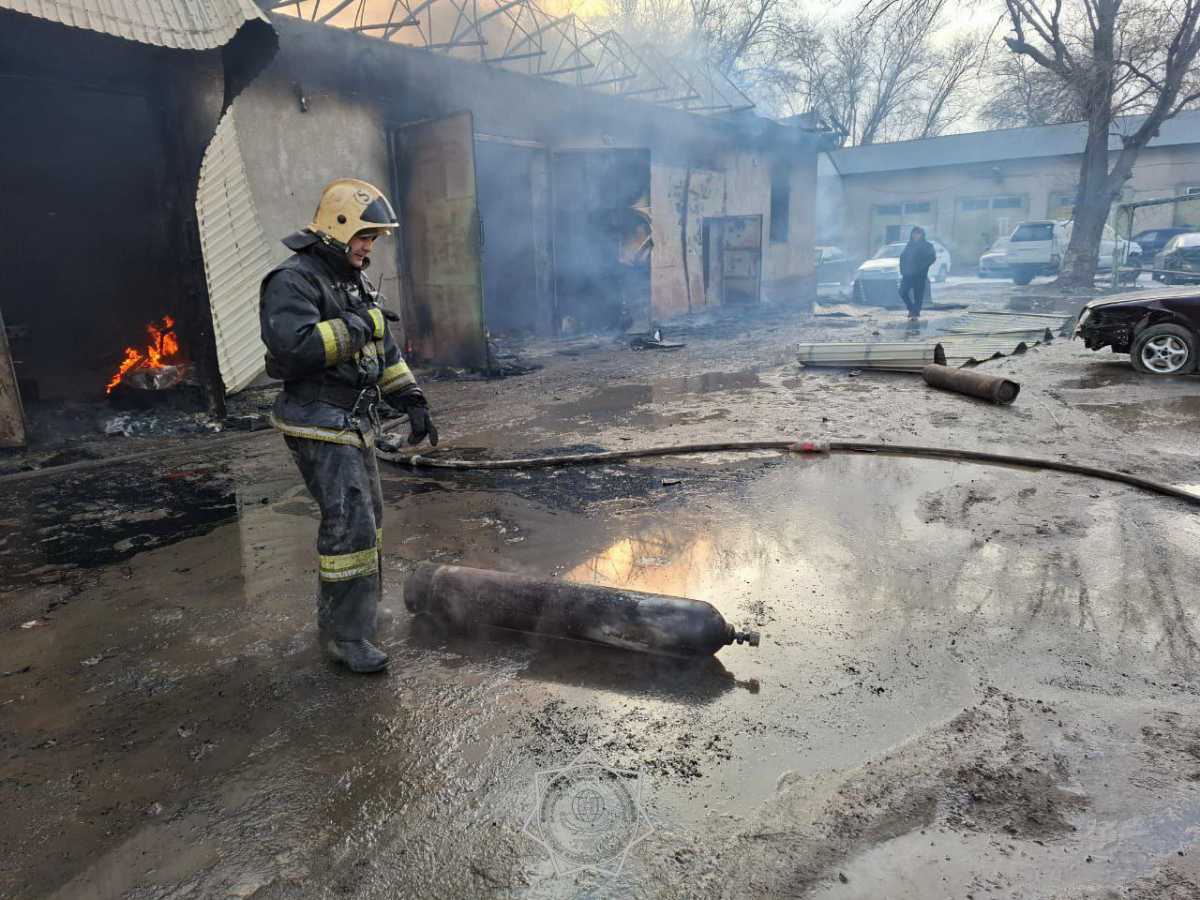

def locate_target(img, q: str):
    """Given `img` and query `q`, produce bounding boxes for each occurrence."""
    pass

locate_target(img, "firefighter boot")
[325,637,389,673]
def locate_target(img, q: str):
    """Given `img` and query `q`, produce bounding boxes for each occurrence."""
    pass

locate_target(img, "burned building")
[201,4,826,384]
[0,0,825,446]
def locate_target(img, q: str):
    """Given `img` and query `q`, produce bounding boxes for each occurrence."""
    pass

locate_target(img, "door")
[703,216,764,305]
[392,112,487,368]
[0,305,27,447]
[720,215,763,305]
[551,150,651,334]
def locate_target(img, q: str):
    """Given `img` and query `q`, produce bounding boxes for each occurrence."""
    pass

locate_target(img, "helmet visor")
[360,195,398,226]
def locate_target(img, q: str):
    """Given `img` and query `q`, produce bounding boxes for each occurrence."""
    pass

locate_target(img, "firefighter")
[260,178,437,674]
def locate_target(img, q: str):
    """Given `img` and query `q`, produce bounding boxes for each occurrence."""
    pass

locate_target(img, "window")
[960,198,989,212]
[874,204,902,216]
[1012,223,1054,242]
[992,195,1023,209]
[769,168,789,244]
[1048,192,1076,215]
[1184,186,1200,196]
[903,201,931,214]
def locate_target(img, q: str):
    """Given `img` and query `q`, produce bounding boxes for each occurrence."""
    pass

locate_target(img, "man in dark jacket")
[898,226,937,319]
[260,178,437,674]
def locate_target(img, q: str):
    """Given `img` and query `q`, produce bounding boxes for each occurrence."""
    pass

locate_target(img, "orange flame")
[106,316,182,394]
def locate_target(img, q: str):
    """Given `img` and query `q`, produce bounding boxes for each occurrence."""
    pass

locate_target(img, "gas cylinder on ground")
[404,562,760,657]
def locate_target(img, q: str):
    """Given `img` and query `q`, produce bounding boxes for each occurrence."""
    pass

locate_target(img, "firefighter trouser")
[284,436,383,642]
[899,274,929,316]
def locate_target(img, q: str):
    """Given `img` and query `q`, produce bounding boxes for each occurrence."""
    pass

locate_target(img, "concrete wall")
[828,143,1200,269]
[230,74,403,314]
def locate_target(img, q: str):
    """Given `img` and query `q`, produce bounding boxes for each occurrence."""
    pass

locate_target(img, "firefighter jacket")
[260,230,418,447]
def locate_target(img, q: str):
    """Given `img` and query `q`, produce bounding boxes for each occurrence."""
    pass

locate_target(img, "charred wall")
[239,14,821,348]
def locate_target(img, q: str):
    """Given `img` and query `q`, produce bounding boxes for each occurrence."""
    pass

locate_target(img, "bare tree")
[795,8,982,145]
[919,34,987,138]
[1000,0,1200,286]
[979,54,1087,128]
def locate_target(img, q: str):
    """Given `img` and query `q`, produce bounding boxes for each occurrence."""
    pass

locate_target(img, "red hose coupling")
[787,441,830,454]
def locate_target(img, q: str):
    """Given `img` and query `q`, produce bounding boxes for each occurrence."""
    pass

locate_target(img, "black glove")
[339,309,375,350]
[390,388,438,447]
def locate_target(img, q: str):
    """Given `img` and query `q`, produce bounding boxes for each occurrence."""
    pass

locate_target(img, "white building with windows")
[817,110,1200,271]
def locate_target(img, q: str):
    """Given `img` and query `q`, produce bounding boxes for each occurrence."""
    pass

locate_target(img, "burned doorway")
[551,150,651,334]
[0,74,179,406]
[391,111,488,369]
[473,137,553,337]
[703,215,763,305]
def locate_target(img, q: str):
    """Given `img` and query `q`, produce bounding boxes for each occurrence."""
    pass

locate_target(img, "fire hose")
[378,438,1200,508]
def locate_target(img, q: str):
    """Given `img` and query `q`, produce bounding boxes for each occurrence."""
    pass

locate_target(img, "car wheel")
[1012,268,1034,286]
[1131,323,1197,375]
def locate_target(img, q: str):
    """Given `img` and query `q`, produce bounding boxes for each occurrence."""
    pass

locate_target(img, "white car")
[978,237,1011,278]
[1008,219,1141,284]
[855,240,951,282]
[851,240,952,307]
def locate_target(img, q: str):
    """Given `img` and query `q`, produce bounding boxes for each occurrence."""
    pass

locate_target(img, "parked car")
[924,236,953,281]
[1097,229,1141,278]
[1075,287,1200,375]
[1006,220,1070,284]
[815,245,859,287]
[1132,227,1195,271]
[978,237,1010,278]
[851,240,952,307]
[1007,219,1140,284]
[1157,232,1200,284]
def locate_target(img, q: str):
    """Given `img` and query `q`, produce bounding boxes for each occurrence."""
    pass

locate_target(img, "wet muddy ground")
[4,281,1200,898]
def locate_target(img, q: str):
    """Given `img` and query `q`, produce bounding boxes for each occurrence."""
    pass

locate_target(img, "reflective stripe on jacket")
[259,231,418,445]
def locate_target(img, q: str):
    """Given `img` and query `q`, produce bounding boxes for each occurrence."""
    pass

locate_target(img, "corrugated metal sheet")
[0,0,267,49]
[939,335,1038,367]
[799,335,1051,371]
[797,342,946,371]
[196,108,273,395]
[942,311,1071,338]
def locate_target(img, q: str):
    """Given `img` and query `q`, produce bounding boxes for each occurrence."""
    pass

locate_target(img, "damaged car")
[1075,288,1200,375]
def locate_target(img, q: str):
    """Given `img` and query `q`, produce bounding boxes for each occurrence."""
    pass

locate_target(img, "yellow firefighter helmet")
[308,178,399,247]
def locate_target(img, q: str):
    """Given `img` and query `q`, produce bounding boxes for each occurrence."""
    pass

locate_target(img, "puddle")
[1058,368,1141,389]
[1076,395,1200,429]
[543,370,762,426]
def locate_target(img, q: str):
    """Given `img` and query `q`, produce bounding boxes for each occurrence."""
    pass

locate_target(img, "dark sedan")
[1132,226,1195,259]
[1076,288,1200,375]
[1158,232,1200,284]
[1135,227,1198,281]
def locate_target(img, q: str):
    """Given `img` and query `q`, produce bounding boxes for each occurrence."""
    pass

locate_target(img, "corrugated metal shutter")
[196,108,273,395]
[0,0,266,50]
